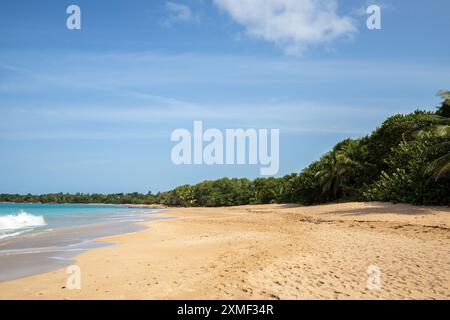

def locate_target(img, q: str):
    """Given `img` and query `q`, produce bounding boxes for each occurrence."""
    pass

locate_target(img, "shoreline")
[121,204,168,209]
[0,202,166,208]
[0,202,449,299]
[0,205,164,282]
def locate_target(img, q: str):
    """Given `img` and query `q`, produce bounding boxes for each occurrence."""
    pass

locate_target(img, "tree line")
[1,92,449,207]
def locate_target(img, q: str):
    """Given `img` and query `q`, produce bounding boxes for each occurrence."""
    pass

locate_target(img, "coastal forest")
[2,92,449,206]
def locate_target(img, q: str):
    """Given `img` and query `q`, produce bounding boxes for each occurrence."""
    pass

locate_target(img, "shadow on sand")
[277,202,436,216]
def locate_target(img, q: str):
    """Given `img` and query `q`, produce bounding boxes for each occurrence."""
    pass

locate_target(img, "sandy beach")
[0,202,448,300]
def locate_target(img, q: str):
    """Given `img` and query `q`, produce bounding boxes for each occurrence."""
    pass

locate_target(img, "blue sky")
[1,0,449,194]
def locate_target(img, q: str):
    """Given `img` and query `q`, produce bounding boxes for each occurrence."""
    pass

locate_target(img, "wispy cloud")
[1,52,448,93]
[213,0,357,55]
[0,99,400,141]
[1,51,448,141]
[164,2,197,25]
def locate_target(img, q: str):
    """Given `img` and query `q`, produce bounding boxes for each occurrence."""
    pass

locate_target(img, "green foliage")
[314,139,368,201]
[250,177,282,204]
[423,126,450,181]
[364,135,435,204]
[0,192,156,205]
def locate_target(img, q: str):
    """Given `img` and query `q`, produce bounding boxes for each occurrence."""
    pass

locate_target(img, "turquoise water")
[0,203,157,239]
[0,203,162,281]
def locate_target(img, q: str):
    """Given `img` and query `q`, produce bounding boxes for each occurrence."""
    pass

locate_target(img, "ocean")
[0,203,162,281]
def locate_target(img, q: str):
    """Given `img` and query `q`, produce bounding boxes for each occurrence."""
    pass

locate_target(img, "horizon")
[1,0,450,194]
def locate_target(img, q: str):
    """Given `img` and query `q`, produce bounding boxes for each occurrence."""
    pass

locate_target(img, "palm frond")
[426,153,450,181]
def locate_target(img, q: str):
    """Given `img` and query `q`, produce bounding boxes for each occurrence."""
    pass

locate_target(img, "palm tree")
[315,140,365,199]
[425,125,450,181]
[437,90,450,99]
[416,91,450,181]
[436,90,450,117]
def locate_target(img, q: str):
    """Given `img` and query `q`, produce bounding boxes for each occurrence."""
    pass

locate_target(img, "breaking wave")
[0,211,47,231]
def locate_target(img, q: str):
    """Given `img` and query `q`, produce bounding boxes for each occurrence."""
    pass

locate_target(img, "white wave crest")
[0,211,47,231]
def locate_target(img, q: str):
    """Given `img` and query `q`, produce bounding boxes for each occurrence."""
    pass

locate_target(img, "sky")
[0,0,449,194]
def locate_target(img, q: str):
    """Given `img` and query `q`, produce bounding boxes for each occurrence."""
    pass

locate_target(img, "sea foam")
[0,211,47,231]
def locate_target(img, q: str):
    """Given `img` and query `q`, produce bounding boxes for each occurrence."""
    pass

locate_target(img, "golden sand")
[0,202,449,300]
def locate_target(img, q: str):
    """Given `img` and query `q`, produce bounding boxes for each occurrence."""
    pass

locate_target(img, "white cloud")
[165,2,196,24]
[213,0,357,54]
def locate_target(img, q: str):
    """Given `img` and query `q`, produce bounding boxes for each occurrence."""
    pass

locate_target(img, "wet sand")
[0,219,150,281]
[0,202,448,300]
